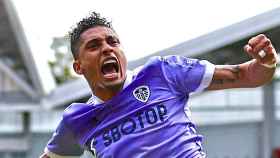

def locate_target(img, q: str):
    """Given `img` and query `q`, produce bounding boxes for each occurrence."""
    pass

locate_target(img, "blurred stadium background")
[0,0,280,158]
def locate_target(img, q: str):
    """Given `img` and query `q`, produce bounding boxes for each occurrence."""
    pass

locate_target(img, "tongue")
[102,63,117,75]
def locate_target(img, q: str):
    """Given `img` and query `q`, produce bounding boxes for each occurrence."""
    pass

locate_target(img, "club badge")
[133,86,150,103]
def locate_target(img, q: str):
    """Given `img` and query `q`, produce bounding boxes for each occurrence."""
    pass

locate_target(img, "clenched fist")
[244,34,278,68]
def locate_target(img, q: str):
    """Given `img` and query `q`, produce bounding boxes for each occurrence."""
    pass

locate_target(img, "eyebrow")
[84,38,100,49]
[83,35,119,49]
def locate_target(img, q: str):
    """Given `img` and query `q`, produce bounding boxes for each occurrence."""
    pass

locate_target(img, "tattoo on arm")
[211,78,236,85]
[211,65,241,85]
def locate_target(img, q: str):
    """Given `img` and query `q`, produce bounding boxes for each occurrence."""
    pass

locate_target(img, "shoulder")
[61,102,99,146]
[143,56,163,67]
[130,56,163,77]
[161,55,198,66]
[136,55,192,70]
[62,103,96,129]
[45,112,85,157]
[132,55,199,78]
[143,56,201,74]
[63,103,92,119]
[145,55,198,67]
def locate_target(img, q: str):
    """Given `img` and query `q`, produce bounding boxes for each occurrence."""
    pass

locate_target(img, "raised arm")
[207,34,278,90]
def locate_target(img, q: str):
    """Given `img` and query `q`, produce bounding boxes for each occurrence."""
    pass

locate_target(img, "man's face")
[73,26,127,91]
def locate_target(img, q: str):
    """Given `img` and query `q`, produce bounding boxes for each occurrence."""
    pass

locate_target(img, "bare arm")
[207,34,278,90]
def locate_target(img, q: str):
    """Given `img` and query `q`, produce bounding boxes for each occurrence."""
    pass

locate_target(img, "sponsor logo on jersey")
[133,85,150,103]
[89,103,168,151]
[102,104,167,147]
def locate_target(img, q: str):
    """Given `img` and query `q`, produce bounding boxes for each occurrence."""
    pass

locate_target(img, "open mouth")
[101,58,119,79]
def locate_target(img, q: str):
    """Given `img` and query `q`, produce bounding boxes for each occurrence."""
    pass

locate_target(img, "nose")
[101,41,114,55]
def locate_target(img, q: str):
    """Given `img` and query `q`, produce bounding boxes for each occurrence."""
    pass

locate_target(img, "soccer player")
[40,12,278,158]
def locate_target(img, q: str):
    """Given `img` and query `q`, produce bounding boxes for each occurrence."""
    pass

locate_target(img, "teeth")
[103,59,116,65]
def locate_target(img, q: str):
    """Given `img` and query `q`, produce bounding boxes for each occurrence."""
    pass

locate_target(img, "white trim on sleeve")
[192,60,215,93]
[44,148,80,158]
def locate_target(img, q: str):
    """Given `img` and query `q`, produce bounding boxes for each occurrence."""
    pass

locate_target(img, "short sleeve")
[161,56,215,94]
[45,119,84,157]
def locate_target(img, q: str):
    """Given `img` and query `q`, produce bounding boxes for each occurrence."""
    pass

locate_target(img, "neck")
[93,83,124,101]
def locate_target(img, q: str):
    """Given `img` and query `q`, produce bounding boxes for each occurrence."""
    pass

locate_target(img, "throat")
[93,82,124,101]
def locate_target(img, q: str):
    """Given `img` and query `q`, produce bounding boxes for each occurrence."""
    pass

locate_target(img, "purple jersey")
[45,56,215,158]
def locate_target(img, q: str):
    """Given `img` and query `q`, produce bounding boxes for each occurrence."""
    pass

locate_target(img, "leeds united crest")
[133,86,150,103]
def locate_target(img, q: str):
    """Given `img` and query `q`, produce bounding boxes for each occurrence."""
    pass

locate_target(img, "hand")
[244,34,278,68]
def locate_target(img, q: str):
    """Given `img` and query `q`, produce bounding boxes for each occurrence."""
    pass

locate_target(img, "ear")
[73,60,83,75]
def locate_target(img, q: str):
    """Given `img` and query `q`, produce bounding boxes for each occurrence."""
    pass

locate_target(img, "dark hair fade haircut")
[69,12,113,59]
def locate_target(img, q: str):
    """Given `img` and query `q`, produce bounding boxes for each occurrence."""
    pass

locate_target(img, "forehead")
[80,26,117,42]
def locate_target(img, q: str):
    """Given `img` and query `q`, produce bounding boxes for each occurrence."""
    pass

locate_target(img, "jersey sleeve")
[161,55,215,94]
[44,118,84,157]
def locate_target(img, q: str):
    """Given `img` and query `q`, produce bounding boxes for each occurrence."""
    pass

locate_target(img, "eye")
[86,39,100,50]
[107,36,120,46]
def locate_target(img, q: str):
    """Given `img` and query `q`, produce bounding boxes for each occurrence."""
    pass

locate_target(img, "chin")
[103,78,126,90]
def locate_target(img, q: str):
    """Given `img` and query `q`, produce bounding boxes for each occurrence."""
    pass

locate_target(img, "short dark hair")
[69,12,113,59]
